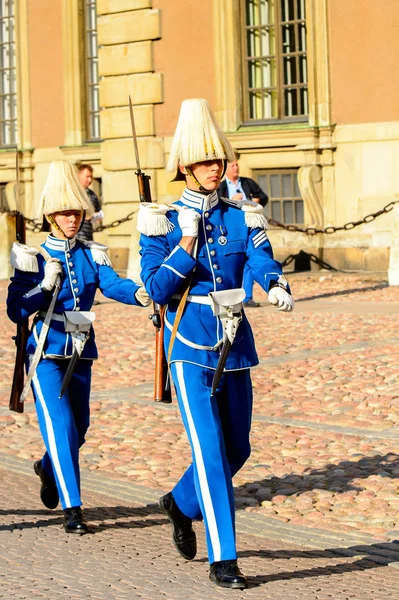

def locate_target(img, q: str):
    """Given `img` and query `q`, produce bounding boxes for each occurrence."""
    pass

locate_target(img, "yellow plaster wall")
[152,0,216,137]
[28,0,65,148]
[329,0,399,125]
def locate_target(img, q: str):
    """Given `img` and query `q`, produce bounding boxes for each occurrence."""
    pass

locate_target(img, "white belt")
[38,311,65,322]
[172,294,212,305]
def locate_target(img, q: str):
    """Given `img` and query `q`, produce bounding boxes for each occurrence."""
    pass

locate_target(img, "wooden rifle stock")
[130,96,171,402]
[9,211,28,413]
[152,304,172,403]
[136,171,152,204]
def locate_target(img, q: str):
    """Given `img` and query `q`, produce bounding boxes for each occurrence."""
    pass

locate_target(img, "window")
[0,0,17,146]
[0,183,8,211]
[242,0,308,122]
[256,169,304,224]
[84,0,100,140]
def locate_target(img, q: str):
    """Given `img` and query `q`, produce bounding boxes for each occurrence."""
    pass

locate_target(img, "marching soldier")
[138,99,294,588]
[7,160,150,534]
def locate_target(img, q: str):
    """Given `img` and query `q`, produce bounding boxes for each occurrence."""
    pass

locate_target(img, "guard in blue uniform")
[7,160,150,534]
[138,99,294,588]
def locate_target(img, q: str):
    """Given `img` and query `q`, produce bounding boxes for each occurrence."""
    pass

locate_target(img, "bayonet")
[129,96,171,403]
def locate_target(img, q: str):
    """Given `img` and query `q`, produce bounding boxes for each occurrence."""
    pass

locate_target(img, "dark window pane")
[297,0,306,20]
[295,200,304,223]
[298,22,307,51]
[282,174,292,197]
[283,200,294,222]
[281,0,295,22]
[284,87,298,117]
[0,184,8,211]
[272,201,282,220]
[270,174,280,197]
[300,86,308,115]
[282,24,295,54]
[299,54,307,84]
[258,175,269,196]
[283,56,297,84]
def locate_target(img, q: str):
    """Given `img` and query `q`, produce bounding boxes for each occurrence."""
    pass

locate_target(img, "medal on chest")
[217,225,227,246]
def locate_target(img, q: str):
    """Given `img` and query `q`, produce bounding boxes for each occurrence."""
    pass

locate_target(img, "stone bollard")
[0,212,15,280]
[388,202,399,285]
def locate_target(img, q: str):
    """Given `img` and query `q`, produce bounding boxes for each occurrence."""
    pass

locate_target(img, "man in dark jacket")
[76,164,104,242]
[217,157,268,306]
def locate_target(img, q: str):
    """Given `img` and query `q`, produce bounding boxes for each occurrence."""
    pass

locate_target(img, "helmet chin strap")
[46,211,86,239]
[186,160,227,194]
[186,167,212,194]
[47,214,67,238]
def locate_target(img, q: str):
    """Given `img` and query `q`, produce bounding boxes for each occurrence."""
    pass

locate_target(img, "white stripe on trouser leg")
[175,362,221,562]
[32,372,71,507]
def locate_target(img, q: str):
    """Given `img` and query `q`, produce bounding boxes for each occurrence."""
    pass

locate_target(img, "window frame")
[0,0,18,147]
[83,0,101,142]
[254,167,304,225]
[240,0,308,125]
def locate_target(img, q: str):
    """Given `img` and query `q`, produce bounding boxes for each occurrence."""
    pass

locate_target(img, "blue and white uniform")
[139,188,288,564]
[7,235,143,509]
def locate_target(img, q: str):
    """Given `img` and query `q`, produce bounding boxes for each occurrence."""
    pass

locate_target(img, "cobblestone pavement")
[2,455,399,599]
[1,271,399,597]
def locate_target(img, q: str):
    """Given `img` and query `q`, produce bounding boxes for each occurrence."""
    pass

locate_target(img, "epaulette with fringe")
[220,197,269,230]
[137,202,175,237]
[82,240,112,267]
[10,242,40,273]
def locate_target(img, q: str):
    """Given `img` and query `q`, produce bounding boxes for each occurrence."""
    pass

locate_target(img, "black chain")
[95,210,138,232]
[16,199,399,237]
[268,200,398,236]
[24,216,42,233]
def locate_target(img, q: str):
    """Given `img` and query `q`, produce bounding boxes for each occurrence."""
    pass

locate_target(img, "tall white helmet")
[166,98,235,180]
[37,160,94,219]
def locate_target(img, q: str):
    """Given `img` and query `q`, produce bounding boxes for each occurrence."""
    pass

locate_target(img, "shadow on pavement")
[85,503,168,532]
[237,453,399,500]
[0,503,167,533]
[294,283,387,303]
[237,543,399,587]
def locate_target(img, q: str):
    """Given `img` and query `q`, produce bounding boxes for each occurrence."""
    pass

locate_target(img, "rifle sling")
[167,273,193,367]
[19,246,59,403]
[166,238,198,367]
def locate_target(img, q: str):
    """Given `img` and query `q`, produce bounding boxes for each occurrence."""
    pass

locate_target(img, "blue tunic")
[7,235,142,358]
[139,188,285,370]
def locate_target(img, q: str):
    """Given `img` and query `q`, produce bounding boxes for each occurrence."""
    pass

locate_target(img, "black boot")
[209,560,248,589]
[159,492,197,560]
[34,460,59,510]
[63,507,89,534]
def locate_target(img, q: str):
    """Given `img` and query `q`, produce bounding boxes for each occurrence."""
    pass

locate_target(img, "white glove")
[268,286,295,312]
[41,258,63,291]
[135,286,151,307]
[178,207,201,238]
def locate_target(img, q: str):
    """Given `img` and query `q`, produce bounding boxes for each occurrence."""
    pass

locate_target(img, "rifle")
[129,96,172,403]
[9,150,28,413]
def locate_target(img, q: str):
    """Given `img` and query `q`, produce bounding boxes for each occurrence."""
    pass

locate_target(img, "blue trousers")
[243,264,254,302]
[170,362,253,564]
[31,358,92,509]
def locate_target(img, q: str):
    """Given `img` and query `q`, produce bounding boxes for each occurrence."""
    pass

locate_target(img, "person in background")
[217,155,268,307]
[77,164,104,242]
[7,160,150,535]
